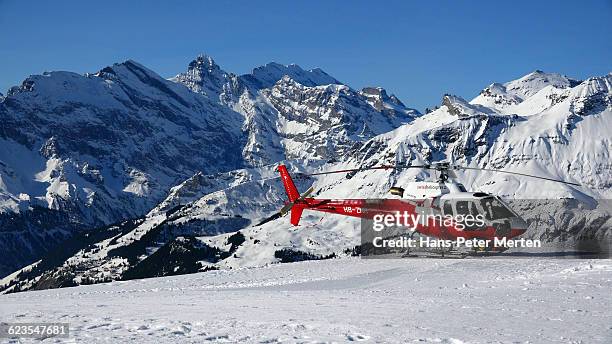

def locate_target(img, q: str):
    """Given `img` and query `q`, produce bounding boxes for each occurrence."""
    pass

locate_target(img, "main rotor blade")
[256,212,282,226]
[304,165,429,176]
[301,163,580,186]
[454,166,581,186]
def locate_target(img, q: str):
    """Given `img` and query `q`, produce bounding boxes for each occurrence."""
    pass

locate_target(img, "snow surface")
[1,258,611,343]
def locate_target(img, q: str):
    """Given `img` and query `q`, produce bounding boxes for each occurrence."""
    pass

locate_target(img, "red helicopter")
[266,162,581,253]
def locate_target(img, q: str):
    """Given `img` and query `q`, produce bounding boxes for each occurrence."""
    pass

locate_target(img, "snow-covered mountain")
[0,55,418,278]
[471,70,581,113]
[0,57,610,292]
[172,54,419,164]
[0,60,249,277]
[1,60,246,215]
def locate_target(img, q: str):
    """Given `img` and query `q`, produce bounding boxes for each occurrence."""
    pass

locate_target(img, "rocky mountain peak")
[171,55,231,101]
[471,70,582,111]
[244,61,340,89]
[443,94,496,117]
[361,86,389,98]
[506,70,579,99]
[275,74,302,87]
[569,74,612,117]
[95,60,157,79]
[172,56,344,106]
[360,86,420,121]
[362,87,405,107]
[188,54,220,72]
[388,94,404,106]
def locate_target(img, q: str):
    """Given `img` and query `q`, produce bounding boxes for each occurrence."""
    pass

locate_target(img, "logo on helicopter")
[416,184,448,190]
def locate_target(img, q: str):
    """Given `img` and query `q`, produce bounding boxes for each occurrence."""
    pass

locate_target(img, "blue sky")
[0,0,610,111]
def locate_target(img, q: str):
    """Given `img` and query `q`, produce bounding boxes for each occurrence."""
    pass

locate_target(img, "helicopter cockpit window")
[443,201,453,216]
[455,201,471,216]
[480,197,514,220]
[469,201,479,216]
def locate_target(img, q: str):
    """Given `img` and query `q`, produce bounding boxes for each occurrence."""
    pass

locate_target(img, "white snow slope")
[1,258,611,343]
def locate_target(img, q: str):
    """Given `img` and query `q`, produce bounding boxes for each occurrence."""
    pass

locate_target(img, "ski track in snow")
[1,258,611,343]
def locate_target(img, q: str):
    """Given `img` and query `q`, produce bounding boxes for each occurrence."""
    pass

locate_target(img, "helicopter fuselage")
[277,165,528,247]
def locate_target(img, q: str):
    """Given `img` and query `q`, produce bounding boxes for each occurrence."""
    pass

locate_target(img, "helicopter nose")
[508,226,527,238]
[511,217,528,235]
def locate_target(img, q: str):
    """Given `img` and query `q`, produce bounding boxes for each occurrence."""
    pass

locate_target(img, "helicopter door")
[451,200,485,231]
[455,200,470,216]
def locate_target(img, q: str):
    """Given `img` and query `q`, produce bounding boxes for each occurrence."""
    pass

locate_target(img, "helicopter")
[266,162,581,253]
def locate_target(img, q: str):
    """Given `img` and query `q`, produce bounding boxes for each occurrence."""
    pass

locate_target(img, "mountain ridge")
[0,56,610,291]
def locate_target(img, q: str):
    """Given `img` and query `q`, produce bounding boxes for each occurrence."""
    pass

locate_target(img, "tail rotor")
[257,165,315,226]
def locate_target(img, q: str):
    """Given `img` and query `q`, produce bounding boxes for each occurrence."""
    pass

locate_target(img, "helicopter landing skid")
[400,245,469,259]
[401,251,469,259]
